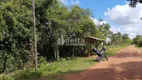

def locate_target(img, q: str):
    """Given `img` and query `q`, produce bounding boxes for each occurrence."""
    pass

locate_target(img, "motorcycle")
[92,47,108,62]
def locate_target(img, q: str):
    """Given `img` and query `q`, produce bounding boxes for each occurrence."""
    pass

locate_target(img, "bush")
[0,74,14,80]
[13,69,41,80]
[137,38,142,47]
[38,56,47,65]
[59,58,66,61]
[133,35,142,47]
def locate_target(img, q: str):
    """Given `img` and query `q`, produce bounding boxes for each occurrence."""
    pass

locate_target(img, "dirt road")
[64,46,142,80]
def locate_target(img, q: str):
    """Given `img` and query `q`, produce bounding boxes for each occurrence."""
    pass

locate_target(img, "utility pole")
[32,0,37,71]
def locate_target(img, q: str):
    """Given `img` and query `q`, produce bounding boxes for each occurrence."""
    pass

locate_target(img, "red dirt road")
[64,46,142,80]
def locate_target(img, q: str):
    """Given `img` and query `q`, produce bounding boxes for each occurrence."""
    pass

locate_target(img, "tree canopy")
[127,0,142,7]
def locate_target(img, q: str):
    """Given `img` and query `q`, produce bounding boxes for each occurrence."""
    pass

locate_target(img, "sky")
[59,0,142,39]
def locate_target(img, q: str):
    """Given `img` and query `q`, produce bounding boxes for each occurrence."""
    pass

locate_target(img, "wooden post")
[88,44,90,57]
[72,47,75,57]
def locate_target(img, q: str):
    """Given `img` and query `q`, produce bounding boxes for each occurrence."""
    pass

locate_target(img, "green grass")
[0,46,126,80]
[105,46,127,56]
[0,57,96,80]
[0,74,14,80]
[37,57,96,80]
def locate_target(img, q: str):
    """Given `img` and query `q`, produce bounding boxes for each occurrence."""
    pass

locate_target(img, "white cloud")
[104,3,142,39]
[71,0,80,5]
[59,0,67,4]
[106,38,111,44]
[110,26,142,39]
[91,18,111,41]
[91,18,107,26]
[59,0,80,5]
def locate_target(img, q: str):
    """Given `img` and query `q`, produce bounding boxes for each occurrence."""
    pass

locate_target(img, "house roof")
[85,36,104,42]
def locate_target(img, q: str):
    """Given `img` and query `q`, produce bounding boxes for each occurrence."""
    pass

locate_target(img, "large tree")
[67,5,96,37]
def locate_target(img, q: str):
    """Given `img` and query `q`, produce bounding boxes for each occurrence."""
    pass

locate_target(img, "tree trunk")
[72,47,75,57]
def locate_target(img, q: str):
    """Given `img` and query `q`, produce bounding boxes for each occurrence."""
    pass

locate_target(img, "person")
[101,47,108,60]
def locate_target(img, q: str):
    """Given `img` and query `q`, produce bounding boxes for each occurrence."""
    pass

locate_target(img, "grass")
[37,57,96,80]
[0,74,14,80]
[105,46,125,56]
[0,46,126,80]
[0,57,96,80]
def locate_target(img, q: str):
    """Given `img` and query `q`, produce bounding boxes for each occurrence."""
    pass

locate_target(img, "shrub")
[137,38,142,47]
[38,56,47,65]
[13,69,41,80]
[0,74,14,80]
[59,58,66,61]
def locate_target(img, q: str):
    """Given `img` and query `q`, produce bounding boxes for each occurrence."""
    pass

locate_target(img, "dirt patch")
[64,45,142,80]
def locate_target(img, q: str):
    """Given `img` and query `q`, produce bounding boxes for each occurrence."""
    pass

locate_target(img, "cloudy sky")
[59,0,142,39]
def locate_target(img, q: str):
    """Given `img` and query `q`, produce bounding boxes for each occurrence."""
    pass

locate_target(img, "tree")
[37,3,97,60]
[110,33,122,46]
[95,23,111,39]
[67,5,95,37]
[0,0,33,72]
[36,0,69,61]
[137,37,142,47]
[109,32,132,47]
[127,0,142,7]
[133,35,142,46]
[122,34,132,44]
